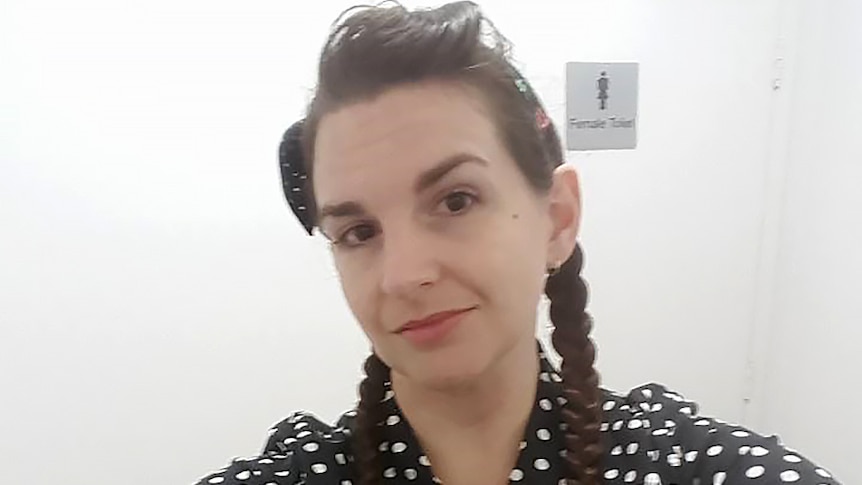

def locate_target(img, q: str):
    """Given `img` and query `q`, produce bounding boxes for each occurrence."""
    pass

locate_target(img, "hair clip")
[536,108,551,130]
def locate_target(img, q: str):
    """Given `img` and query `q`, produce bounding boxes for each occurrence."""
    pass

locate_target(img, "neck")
[390,338,540,484]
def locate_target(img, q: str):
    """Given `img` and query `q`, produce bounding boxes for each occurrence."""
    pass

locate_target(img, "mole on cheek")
[511,213,520,219]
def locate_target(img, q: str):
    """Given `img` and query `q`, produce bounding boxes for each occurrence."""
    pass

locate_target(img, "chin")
[395,342,494,391]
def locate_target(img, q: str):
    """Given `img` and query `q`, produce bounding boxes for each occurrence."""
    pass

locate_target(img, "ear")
[546,164,582,266]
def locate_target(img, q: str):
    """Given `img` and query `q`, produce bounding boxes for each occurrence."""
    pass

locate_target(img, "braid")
[546,243,603,485]
[354,353,391,485]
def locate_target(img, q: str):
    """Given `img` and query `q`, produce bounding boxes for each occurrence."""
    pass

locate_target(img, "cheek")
[334,256,380,336]
[462,210,549,316]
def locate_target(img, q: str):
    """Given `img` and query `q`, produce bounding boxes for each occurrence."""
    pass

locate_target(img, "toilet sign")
[566,62,639,151]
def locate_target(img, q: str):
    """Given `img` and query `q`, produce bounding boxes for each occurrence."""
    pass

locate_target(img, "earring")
[546,262,561,277]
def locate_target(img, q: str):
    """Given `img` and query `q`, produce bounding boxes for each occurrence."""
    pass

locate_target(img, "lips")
[396,306,476,347]
[399,307,475,333]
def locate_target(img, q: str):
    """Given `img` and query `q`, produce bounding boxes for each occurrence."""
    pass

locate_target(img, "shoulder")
[192,410,357,485]
[598,383,842,484]
[601,382,701,423]
[264,409,356,454]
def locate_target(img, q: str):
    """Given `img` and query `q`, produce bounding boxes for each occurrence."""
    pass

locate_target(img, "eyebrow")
[317,153,488,224]
[414,152,488,194]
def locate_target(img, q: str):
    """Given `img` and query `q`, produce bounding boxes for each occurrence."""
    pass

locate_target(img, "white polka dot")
[713,471,727,485]
[739,446,751,455]
[627,442,639,454]
[816,468,832,479]
[613,420,624,431]
[311,463,328,474]
[540,398,553,411]
[695,419,711,426]
[510,469,524,481]
[628,419,643,429]
[611,445,623,455]
[647,450,661,461]
[235,471,251,480]
[642,389,653,399]
[335,453,347,465]
[746,466,765,478]
[537,429,552,441]
[296,430,311,438]
[386,415,401,426]
[784,455,802,463]
[551,373,563,383]
[258,458,274,464]
[275,471,290,477]
[651,403,664,412]
[342,481,353,485]
[732,430,751,438]
[383,389,395,401]
[707,445,723,456]
[624,470,637,482]
[605,469,620,479]
[680,407,693,415]
[208,477,224,484]
[534,458,551,471]
[667,454,682,467]
[540,372,550,382]
[652,428,669,436]
[383,467,396,478]
[283,437,296,445]
[603,400,617,411]
[419,455,431,466]
[601,423,610,432]
[519,440,527,450]
[302,442,319,452]
[378,441,389,452]
[405,469,418,480]
[751,446,769,457]
[781,470,801,482]
[391,442,407,453]
[685,451,698,462]
[644,472,662,485]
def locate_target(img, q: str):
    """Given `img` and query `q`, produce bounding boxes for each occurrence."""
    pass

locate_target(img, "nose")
[379,226,440,297]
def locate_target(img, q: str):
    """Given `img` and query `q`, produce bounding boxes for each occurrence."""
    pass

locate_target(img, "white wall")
[0,1,854,484]
[745,1,862,483]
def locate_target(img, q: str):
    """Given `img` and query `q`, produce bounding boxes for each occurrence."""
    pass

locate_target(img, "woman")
[197,2,840,485]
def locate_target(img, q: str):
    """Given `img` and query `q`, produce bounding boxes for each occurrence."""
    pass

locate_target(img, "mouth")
[398,306,477,334]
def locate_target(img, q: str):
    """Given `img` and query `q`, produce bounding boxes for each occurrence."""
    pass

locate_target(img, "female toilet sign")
[566,62,639,151]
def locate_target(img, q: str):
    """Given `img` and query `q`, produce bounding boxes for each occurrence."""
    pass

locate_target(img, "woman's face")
[313,81,581,388]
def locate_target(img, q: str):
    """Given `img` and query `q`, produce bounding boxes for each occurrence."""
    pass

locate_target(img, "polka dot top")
[196,348,841,485]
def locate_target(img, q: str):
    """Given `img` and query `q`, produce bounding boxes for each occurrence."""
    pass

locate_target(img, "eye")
[439,190,477,215]
[333,222,378,248]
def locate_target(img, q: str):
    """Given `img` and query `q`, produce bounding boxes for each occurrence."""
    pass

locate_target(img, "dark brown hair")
[301,2,602,485]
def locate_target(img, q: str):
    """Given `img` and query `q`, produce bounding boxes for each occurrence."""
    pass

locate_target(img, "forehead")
[312,81,507,204]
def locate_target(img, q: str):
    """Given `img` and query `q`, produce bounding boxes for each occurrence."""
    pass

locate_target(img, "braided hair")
[283,2,604,484]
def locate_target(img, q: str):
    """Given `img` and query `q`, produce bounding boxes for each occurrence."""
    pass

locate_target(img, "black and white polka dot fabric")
[196,346,841,485]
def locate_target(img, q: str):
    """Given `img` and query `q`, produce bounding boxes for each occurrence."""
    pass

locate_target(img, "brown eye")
[337,223,378,248]
[442,191,476,214]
